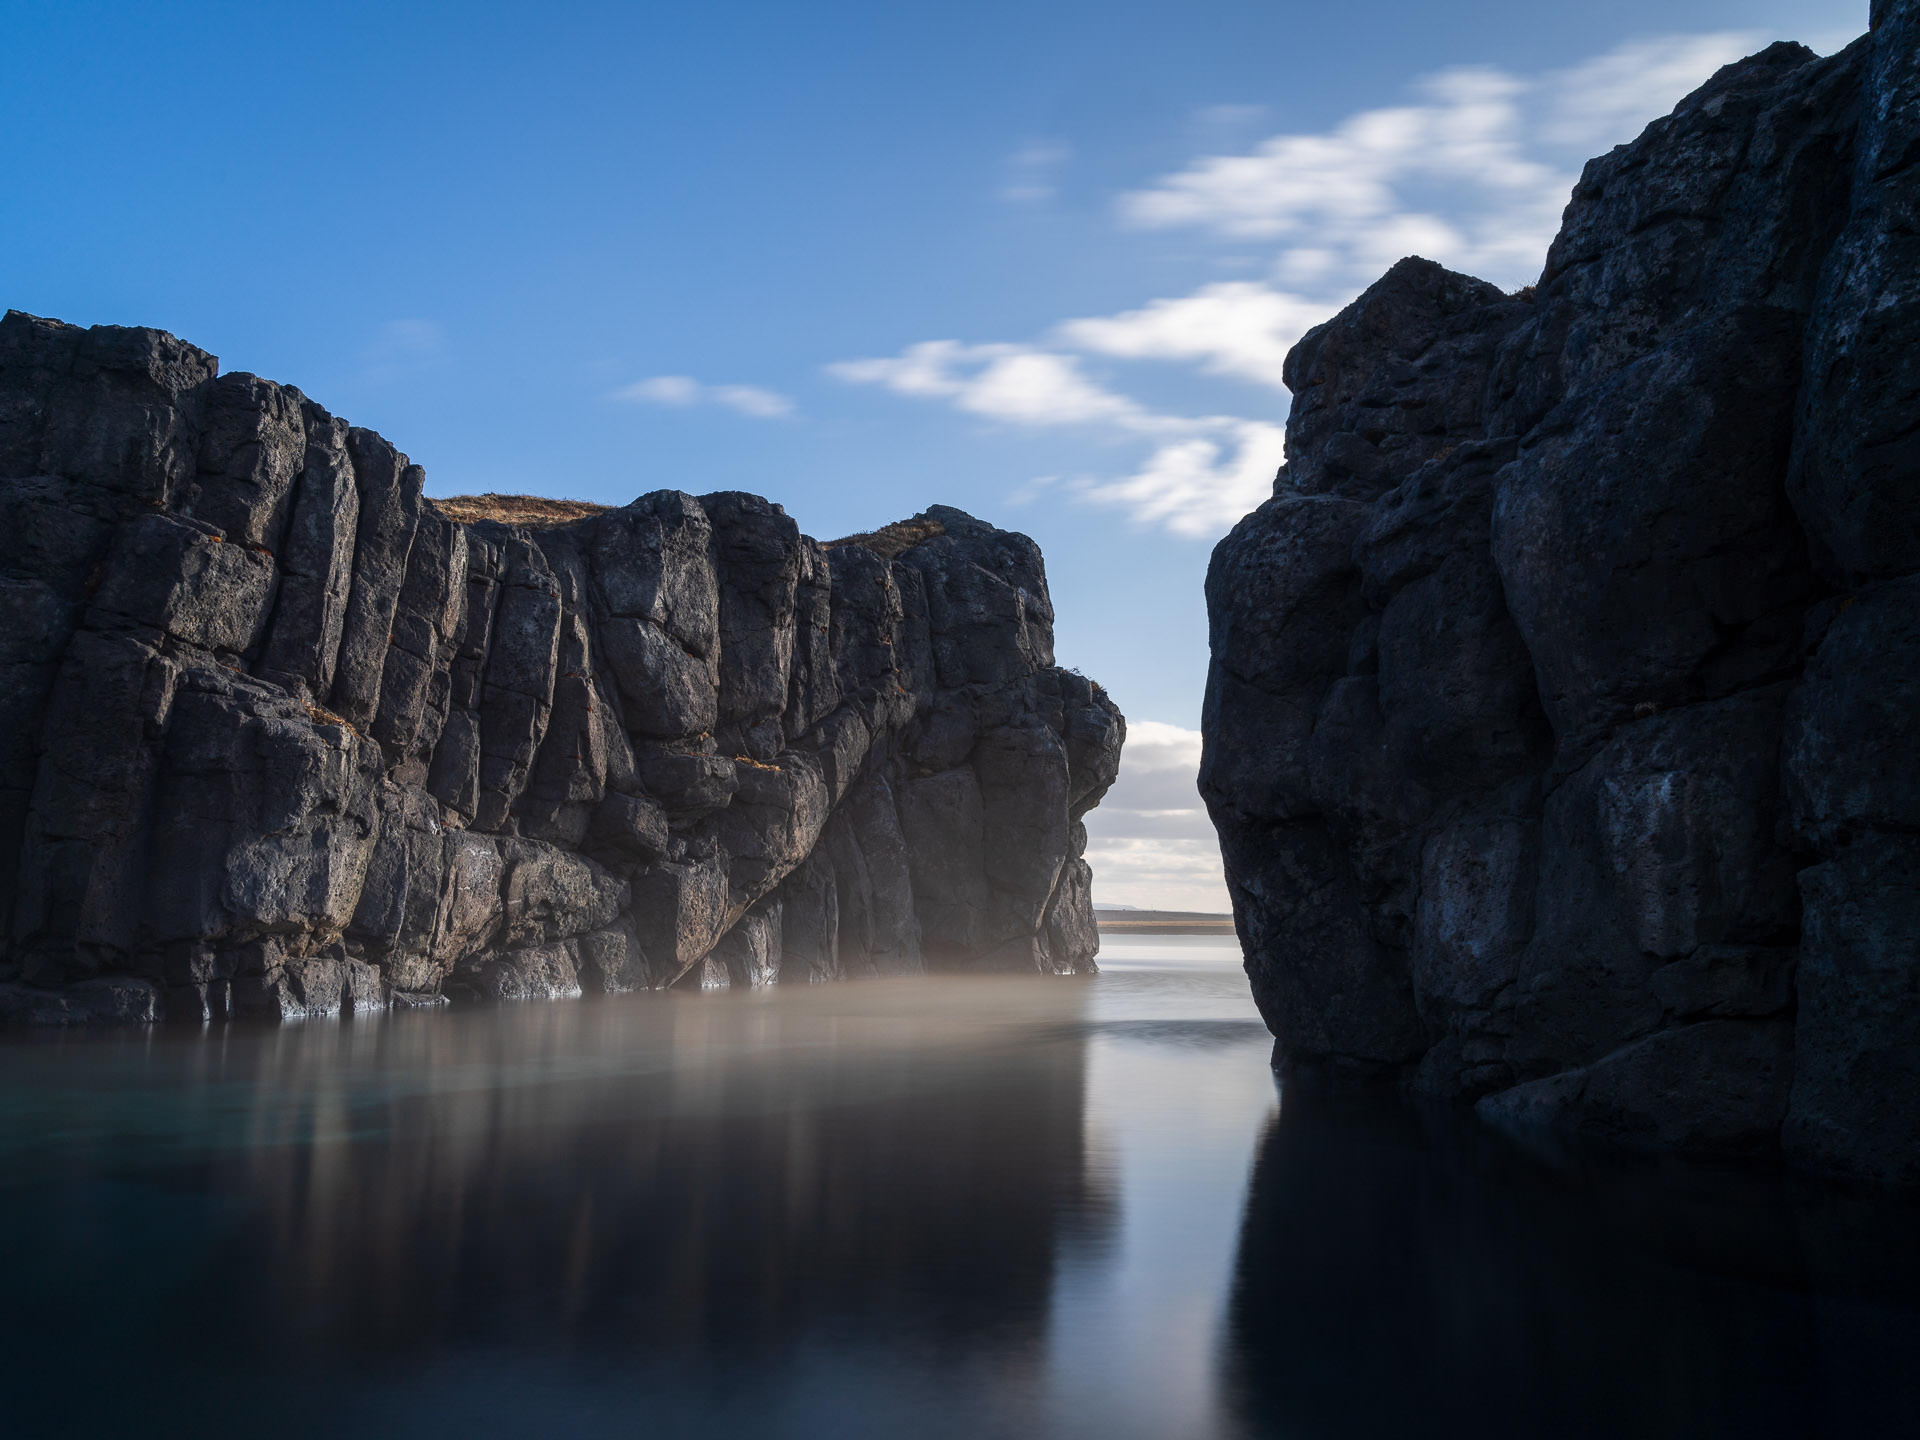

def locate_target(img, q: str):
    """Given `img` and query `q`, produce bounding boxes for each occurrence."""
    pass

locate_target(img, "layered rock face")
[0,315,1123,1023]
[1203,12,1919,1181]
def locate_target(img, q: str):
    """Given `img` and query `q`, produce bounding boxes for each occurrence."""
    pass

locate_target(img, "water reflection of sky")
[1045,935,1275,1440]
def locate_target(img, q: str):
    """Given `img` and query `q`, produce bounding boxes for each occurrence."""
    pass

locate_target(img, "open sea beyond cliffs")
[2,935,1917,1439]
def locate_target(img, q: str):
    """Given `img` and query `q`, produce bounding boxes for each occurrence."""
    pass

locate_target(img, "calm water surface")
[2,935,1916,1439]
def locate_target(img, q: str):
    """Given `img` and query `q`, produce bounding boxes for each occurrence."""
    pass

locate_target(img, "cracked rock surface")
[0,318,1123,1025]
[1203,11,1920,1183]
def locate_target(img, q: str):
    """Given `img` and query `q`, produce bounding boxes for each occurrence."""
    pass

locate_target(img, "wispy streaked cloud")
[1119,66,1568,291]
[1069,422,1286,538]
[614,375,795,418]
[832,31,1825,541]
[831,341,1283,535]
[1002,140,1072,203]
[829,329,1296,533]
[1539,32,1761,147]
[1118,35,1769,292]
[832,342,1193,435]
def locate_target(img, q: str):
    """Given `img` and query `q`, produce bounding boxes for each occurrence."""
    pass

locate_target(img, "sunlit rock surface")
[0,319,1123,1020]
[1203,9,1920,1182]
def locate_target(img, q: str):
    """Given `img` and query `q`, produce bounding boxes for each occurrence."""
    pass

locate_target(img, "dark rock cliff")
[0,316,1124,1023]
[1202,8,1919,1182]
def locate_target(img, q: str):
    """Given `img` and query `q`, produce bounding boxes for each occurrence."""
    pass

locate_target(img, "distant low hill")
[1094,909,1236,935]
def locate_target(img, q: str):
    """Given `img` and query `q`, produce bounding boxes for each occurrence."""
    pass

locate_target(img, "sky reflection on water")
[1,935,1916,1439]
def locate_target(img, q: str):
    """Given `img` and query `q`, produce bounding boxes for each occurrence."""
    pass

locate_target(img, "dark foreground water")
[2,935,1917,1439]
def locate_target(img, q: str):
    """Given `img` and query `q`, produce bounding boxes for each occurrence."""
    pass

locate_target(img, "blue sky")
[1,0,1869,906]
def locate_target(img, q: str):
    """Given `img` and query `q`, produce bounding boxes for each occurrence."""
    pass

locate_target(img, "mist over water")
[1,936,1916,1439]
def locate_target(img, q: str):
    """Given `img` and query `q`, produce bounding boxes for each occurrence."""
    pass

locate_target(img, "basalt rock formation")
[1203,8,1919,1182]
[0,315,1123,1024]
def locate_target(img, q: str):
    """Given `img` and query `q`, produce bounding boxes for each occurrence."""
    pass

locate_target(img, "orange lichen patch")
[826,513,945,558]
[305,701,358,734]
[732,754,784,773]
[430,494,611,528]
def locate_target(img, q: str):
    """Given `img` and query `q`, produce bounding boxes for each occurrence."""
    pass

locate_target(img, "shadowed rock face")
[0,317,1123,1022]
[1203,11,1920,1183]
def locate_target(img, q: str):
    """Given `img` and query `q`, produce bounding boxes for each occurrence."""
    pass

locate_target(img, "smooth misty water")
[2,935,1917,1440]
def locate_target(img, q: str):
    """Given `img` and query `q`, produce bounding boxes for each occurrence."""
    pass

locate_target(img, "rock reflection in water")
[1226,1090,1920,1439]
[0,980,1113,1438]
[244,1000,1100,1358]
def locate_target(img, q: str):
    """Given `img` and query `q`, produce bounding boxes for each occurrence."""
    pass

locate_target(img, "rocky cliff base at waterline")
[1203,7,1920,1183]
[0,313,1124,1024]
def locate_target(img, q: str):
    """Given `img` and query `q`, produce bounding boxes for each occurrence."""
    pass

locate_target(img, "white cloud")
[1071,422,1284,538]
[1086,837,1232,912]
[1096,719,1204,805]
[827,342,973,399]
[959,349,1148,428]
[614,375,795,418]
[1082,721,1230,910]
[831,342,1191,434]
[1057,282,1331,391]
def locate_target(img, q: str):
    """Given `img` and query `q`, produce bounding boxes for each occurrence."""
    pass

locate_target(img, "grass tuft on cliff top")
[826,514,945,557]
[431,494,611,527]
